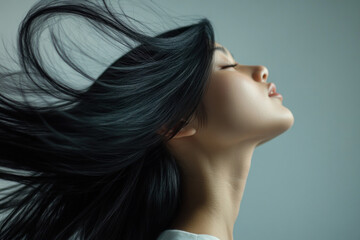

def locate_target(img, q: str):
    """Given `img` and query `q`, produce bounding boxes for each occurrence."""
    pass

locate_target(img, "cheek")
[204,74,267,132]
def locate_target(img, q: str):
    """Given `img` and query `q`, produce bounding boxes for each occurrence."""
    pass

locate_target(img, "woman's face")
[190,42,294,148]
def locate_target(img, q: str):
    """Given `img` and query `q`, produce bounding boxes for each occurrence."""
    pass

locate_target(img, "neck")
[168,142,256,240]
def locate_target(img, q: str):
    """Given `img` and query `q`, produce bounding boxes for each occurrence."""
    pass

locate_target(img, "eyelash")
[221,63,238,69]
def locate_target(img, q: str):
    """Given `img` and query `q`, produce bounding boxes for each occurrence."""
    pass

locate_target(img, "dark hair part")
[0,0,215,239]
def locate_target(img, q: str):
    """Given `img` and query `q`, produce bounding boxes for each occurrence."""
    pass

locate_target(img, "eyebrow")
[213,46,235,59]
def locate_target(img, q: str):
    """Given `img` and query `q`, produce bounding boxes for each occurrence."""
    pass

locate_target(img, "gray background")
[0,0,359,239]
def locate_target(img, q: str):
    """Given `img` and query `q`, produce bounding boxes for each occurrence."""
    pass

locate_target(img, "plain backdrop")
[0,0,359,240]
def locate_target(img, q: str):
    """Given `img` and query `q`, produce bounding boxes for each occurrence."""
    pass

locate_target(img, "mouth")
[268,83,283,101]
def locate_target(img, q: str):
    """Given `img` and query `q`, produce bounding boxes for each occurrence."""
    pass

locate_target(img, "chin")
[256,113,295,147]
[285,109,295,129]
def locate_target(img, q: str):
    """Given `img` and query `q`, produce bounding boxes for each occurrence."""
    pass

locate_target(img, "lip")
[269,92,283,101]
[268,82,283,101]
[268,83,277,95]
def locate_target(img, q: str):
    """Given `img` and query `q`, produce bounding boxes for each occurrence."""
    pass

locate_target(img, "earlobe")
[157,118,196,138]
[172,127,197,139]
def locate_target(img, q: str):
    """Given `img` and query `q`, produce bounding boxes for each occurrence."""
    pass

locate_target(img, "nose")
[252,65,269,83]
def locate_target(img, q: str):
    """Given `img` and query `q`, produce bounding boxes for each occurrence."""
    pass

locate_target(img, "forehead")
[213,42,235,60]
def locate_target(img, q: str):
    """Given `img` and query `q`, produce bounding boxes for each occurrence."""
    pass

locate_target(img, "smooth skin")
[163,42,294,240]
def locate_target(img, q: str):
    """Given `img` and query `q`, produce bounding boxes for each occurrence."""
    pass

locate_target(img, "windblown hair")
[0,0,215,239]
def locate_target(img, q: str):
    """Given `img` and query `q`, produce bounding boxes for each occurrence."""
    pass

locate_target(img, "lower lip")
[269,92,283,101]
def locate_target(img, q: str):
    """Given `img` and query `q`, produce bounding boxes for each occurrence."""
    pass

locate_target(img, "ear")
[157,119,197,139]
[172,126,197,139]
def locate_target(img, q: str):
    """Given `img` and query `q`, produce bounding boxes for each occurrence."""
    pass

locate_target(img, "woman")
[0,0,294,240]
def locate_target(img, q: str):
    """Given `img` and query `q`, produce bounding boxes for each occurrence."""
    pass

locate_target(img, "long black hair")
[0,0,215,239]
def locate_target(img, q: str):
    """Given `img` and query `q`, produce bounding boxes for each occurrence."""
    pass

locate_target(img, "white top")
[156,229,221,240]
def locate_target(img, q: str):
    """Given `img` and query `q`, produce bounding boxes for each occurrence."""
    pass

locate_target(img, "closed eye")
[221,63,238,69]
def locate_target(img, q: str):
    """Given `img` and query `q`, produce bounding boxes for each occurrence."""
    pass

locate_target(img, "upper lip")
[268,83,277,95]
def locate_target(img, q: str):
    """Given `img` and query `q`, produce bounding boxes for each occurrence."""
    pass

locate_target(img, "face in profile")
[179,42,294,149]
